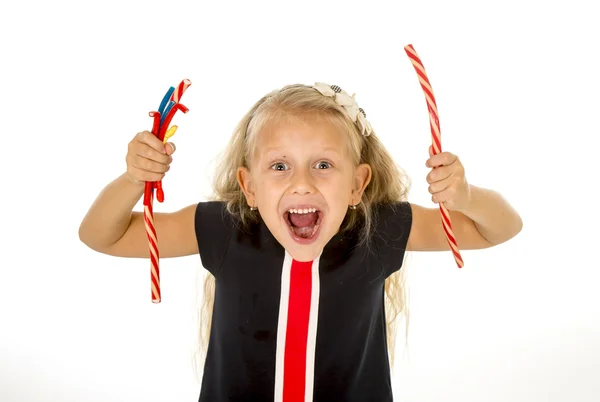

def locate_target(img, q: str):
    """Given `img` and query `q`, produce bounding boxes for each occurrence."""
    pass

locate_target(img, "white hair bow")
[312,82,373,136]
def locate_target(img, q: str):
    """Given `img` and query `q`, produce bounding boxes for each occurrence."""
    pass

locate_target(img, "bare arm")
[78,173,199,258]
[407,203,494,251]
[78,172,145,250]
[408,151,522,252]
[78,130,198,258]
[457,184,523,245]
[407,186,522,252]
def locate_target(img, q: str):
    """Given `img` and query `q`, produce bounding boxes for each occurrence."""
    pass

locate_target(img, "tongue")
[289,212,318,227]
[289,212,319,238]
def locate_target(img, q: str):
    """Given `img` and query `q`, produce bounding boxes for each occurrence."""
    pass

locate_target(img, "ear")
[352,163,372,204]
[236,166,256,205]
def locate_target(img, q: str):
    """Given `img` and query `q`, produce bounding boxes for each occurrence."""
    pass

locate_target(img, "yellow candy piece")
[163,125,178,143]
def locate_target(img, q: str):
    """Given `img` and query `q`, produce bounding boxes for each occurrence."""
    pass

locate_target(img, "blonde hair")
[192,83,412,382]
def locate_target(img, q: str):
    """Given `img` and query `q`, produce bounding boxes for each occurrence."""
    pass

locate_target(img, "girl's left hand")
[425,146,472,212]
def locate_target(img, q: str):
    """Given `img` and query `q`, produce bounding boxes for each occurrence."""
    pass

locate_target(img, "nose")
[289,166,317,195]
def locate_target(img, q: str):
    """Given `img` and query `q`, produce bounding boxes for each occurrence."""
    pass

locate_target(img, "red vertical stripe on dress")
[283,259,312,401]
[275,252,320,402]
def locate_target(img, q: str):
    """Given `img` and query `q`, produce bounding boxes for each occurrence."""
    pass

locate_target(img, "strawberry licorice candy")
[144,79,191,303]
[404,44,464,268]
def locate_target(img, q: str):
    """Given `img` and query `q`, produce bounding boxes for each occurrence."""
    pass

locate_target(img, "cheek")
[318,175,353,202]
[323,171,353,191]
[255,177,284,202]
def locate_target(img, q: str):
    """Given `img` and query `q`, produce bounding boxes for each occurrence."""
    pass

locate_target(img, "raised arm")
[78,131,198,258]
[408,150,522,252]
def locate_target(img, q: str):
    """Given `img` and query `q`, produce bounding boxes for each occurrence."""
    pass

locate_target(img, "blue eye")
[315,161,331,169]
[271,163,288,171]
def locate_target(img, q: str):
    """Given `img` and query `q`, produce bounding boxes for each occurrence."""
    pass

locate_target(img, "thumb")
[165,142,176,155]
[428,144,433,157]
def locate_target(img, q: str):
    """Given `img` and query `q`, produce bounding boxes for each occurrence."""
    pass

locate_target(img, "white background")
[1,0,598,401]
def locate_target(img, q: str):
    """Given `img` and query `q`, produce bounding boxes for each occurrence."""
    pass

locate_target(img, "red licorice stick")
[143,111,162,206]
[404,44,464,268]
[155,103,188,202]
[150,110,161,134]
[159,103,189,141]
[156,186,165,203]
[155,80,193,203]
[156,185,165,203]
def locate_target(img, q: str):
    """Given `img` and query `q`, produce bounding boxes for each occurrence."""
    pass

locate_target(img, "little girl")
[79,82,522,402]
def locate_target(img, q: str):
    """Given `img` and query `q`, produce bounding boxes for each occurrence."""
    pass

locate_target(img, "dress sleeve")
[194,201,234,277]
[373,201,413,277]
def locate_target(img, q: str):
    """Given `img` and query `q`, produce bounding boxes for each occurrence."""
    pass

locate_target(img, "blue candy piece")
[158,87,175,115]
[161,100,176,124]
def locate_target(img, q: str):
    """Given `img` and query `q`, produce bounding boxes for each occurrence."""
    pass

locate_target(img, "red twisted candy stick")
[404,44,464,268]
[171,78,191,103]
[144,111,163,302]
[145,194,161,302]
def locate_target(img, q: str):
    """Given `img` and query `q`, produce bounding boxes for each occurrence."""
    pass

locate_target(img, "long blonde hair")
[192,83,411,382]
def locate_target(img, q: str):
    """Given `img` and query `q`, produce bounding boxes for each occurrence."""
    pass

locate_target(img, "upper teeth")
[289,208,317,214]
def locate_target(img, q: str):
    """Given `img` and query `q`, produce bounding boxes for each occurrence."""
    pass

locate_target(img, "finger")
[165,142,176,155]
[427,151,456,168]
[426,148,442,167]
[133,143,171,164]
[426,165,453,183]
[431,185,454,204]
[136,130,167,154]
[425,145,433,167]
[133,156,172,174]
[428,178,452,195]
[128,148,171,172]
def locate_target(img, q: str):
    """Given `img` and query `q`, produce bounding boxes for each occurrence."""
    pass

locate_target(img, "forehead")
[256,114,347,151]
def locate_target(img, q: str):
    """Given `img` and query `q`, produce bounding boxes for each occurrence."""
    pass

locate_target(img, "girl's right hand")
[125,131,176,184]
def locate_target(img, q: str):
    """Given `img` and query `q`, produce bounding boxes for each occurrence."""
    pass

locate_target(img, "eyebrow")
[262,147,342,158]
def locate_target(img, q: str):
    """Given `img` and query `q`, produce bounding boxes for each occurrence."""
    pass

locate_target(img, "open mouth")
[284,208,323,243]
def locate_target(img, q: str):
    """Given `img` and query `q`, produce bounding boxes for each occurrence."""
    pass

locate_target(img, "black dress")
[194,201,412,402]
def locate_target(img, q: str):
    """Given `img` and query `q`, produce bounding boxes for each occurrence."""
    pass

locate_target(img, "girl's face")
[237,114,371,262]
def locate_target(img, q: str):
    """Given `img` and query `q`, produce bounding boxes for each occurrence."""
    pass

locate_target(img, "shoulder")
[368,201,412,276]
[373,201,412,219]
[194,200,237,233]
[194,200,238,276]
[370,201,412,245]
[372,201,412,233]
[195,199,228,217]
